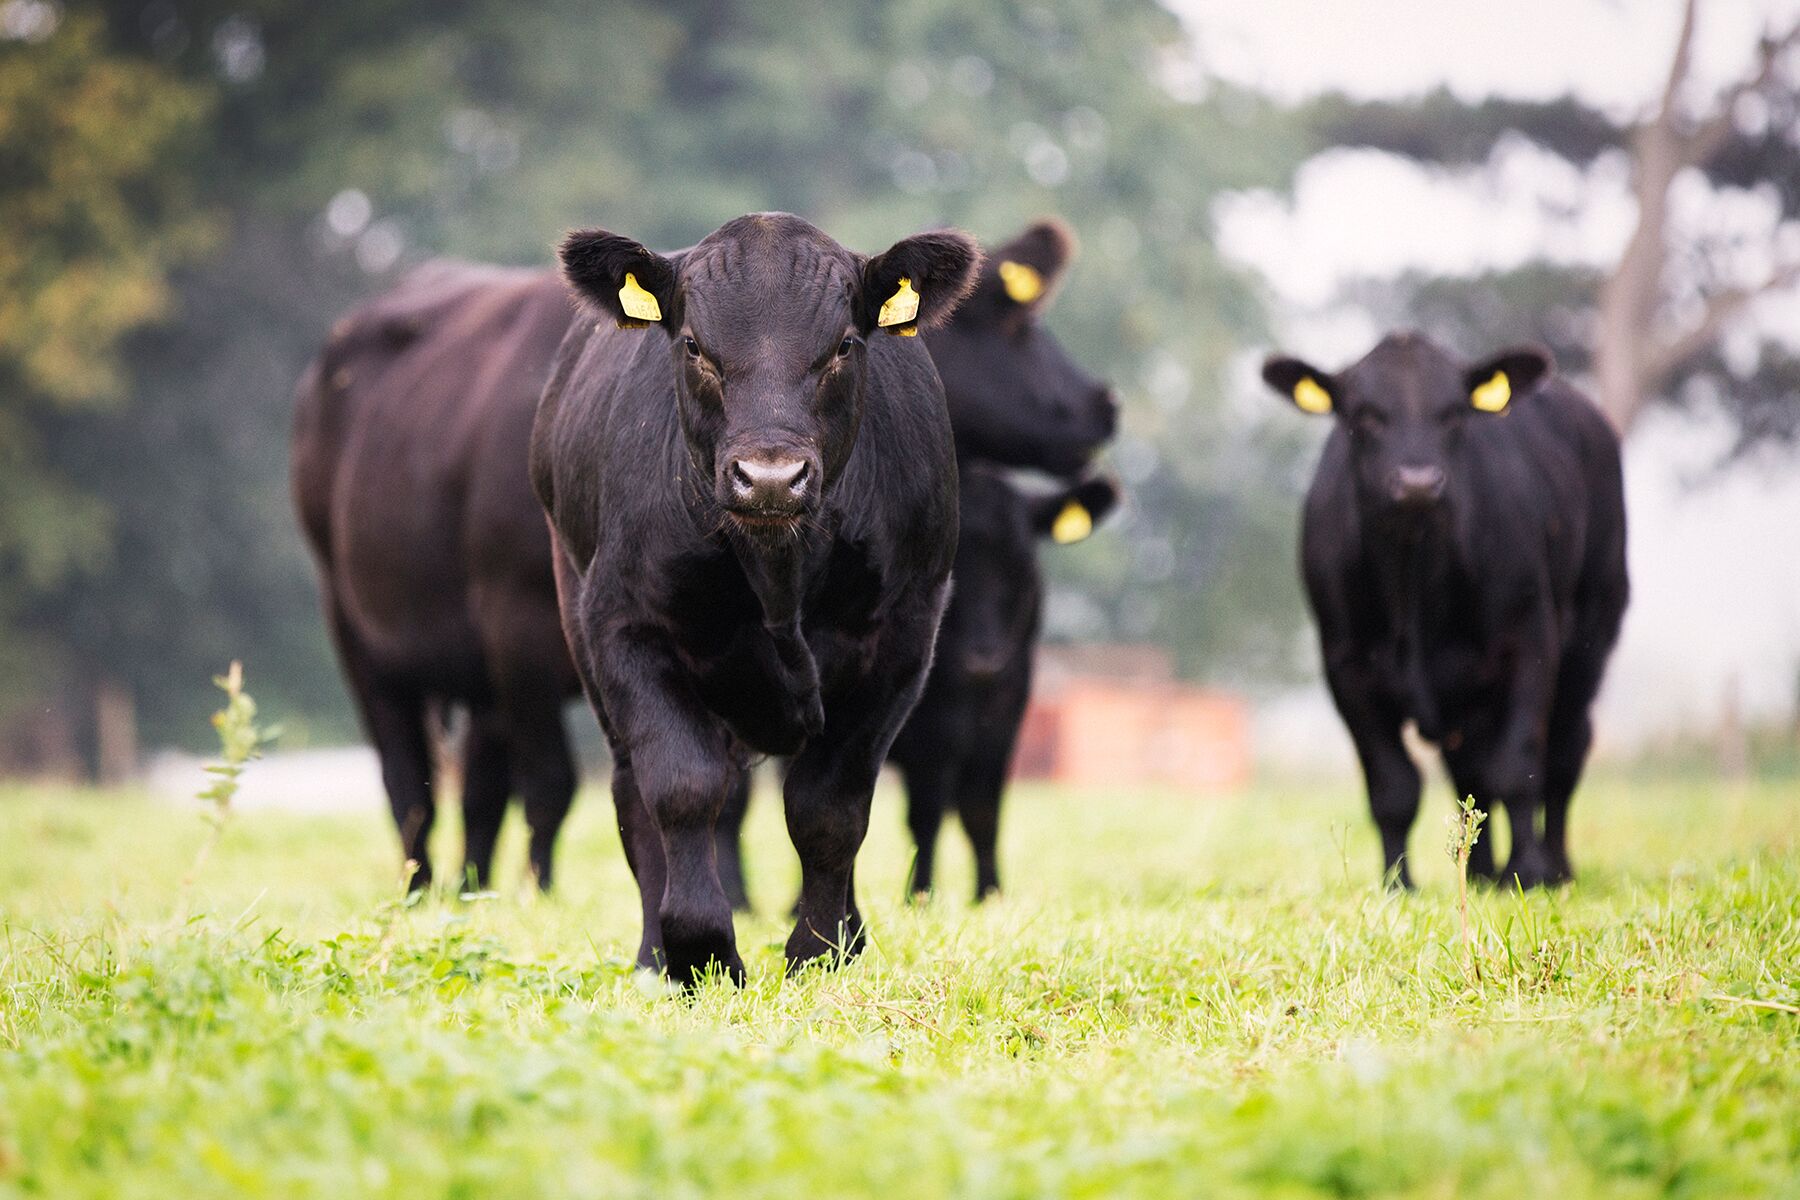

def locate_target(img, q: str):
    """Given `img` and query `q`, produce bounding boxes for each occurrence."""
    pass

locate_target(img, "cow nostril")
[787,460,809,493]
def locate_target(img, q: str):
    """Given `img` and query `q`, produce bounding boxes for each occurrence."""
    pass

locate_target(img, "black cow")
[890,466,1119,901]
[531,213,978,984]
[292,263,581,892]
[1263,332,1628,888]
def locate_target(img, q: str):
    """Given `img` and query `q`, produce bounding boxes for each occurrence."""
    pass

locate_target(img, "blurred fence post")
[95,678,138,786]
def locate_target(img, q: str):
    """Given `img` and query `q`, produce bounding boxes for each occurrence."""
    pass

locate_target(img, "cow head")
[560,213,979,532]
[925,220,1118,477]
[949,468,1120,681]
[1262,333,1553,514]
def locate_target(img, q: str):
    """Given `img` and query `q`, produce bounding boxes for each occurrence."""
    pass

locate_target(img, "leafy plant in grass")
[1446,794,1487,986]
[181,661,277,898]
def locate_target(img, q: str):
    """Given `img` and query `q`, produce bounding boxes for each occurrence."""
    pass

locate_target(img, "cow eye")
[682,335,702,359]
[835,335,860,358]
[1355,410,1387,435]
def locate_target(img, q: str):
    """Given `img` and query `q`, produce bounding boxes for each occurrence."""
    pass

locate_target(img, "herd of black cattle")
[291,212,1628,985]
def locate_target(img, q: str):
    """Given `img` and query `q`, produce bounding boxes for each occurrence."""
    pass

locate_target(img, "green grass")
[0,769,1796,1198]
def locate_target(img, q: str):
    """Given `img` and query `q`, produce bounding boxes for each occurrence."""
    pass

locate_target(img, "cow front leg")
[783,596,943,972]
[1328,669,1421,889]
[1487,633,1559,890]
[595,625,745,987]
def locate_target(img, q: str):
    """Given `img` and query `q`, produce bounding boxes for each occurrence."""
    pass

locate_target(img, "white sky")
[1168,0,1800,746]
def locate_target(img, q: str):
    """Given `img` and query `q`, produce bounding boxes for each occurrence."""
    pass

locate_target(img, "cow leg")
[327,604,437,890]
[593,625,744,987]
[1539,713,1589,885]
[607,759,668,970]
[1442,743,1499,882]
[459,707,511,892]
[784,600,941,973]
[1329,680,1421,888]
[1487,629,1560,890]
[715,767,752,912]
[900,757,953,900]
[511,702,577,892]
[957,750,1008,902]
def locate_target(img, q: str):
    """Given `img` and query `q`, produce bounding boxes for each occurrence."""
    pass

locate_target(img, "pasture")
[1,767,1795,1198]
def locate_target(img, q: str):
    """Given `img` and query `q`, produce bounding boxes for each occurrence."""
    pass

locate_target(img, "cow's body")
[888,467,1117,900]
[533,213,976,982]
[1268,333,1627,888]
[291,263,580,890]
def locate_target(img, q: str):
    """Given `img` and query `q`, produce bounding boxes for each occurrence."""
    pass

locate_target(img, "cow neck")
[1368,508,1455,737]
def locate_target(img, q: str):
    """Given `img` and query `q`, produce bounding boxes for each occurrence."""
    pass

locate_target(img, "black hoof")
[660,917,746,988]
[784,914,866,975]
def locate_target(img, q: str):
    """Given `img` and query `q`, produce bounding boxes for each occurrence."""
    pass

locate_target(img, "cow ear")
[991,218,1076,311]
[860,230,981,336]
[1464,345,1553,414]
[1262,355,1337,416]
[558,229,678,331]
[1033,475,1120,545]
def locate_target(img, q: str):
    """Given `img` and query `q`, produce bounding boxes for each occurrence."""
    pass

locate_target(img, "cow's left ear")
[991,218,1077,310]
[1464,345,1554,414]
[559,228,679,332]
[1033,475,1121,545]
[860,231,981,336]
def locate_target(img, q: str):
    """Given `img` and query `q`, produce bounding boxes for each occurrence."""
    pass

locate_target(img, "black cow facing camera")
[533,213,978,985]
[889,468,1121,902]
[1264,332,1628,890]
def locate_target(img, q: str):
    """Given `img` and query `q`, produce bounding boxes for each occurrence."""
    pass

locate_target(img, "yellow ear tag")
[1471,370,1511,413]
[1293,376,1333,415]
[998,260,1045,305]
[1051,500,1093,545]
[877,276,920,330]
[618,272,662,324]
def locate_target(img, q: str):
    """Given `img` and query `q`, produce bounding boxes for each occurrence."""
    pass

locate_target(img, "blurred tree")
[1295,0,1800,451]
[0,10,211,773]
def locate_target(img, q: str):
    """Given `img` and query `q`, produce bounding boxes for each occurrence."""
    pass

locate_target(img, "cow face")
[561,214,978,531]
[949,469,1120,680]
[1263,333,1552,514]
[925,220,1117,477]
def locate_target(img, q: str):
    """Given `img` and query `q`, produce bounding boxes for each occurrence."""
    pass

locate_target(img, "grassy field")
[0,766,1795,1198]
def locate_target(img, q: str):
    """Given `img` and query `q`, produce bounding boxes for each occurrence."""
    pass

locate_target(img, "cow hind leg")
[458,708,511,892]
[1443,746,1499,882]
[510,704,576,892]
[330,613,437,891]
[900,757,954,900]
[957,753,1008,902]
[714,767,752,913]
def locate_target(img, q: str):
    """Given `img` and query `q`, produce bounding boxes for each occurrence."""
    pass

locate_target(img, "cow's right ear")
[558,229,678,331]
[1262,356,1337,416]
[859,231,981,336]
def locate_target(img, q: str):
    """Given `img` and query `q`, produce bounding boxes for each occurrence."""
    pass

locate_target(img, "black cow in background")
[1263,332,1628,889]
[292,220,1110,900]
[892,467,1119,901]
[532,213,979,984]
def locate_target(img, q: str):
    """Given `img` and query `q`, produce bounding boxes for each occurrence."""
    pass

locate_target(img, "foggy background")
[3,0,1796,784]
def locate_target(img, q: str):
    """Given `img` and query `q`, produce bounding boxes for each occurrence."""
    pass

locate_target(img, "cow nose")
[1389,464,1446,506]
[729,455,810,513]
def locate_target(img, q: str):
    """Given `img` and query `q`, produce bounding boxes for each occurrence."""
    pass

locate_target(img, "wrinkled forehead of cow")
[679,214,861,337]
[1342,332,1466,414]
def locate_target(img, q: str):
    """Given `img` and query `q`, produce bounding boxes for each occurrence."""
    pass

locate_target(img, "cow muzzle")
[1387,464,1446,508]
[724,450,815,521]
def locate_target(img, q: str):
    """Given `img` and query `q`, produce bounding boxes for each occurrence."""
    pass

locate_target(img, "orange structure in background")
[1012,645,1250,792]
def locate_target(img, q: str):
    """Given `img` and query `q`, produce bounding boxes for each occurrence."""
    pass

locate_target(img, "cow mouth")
[726,509,802,530]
